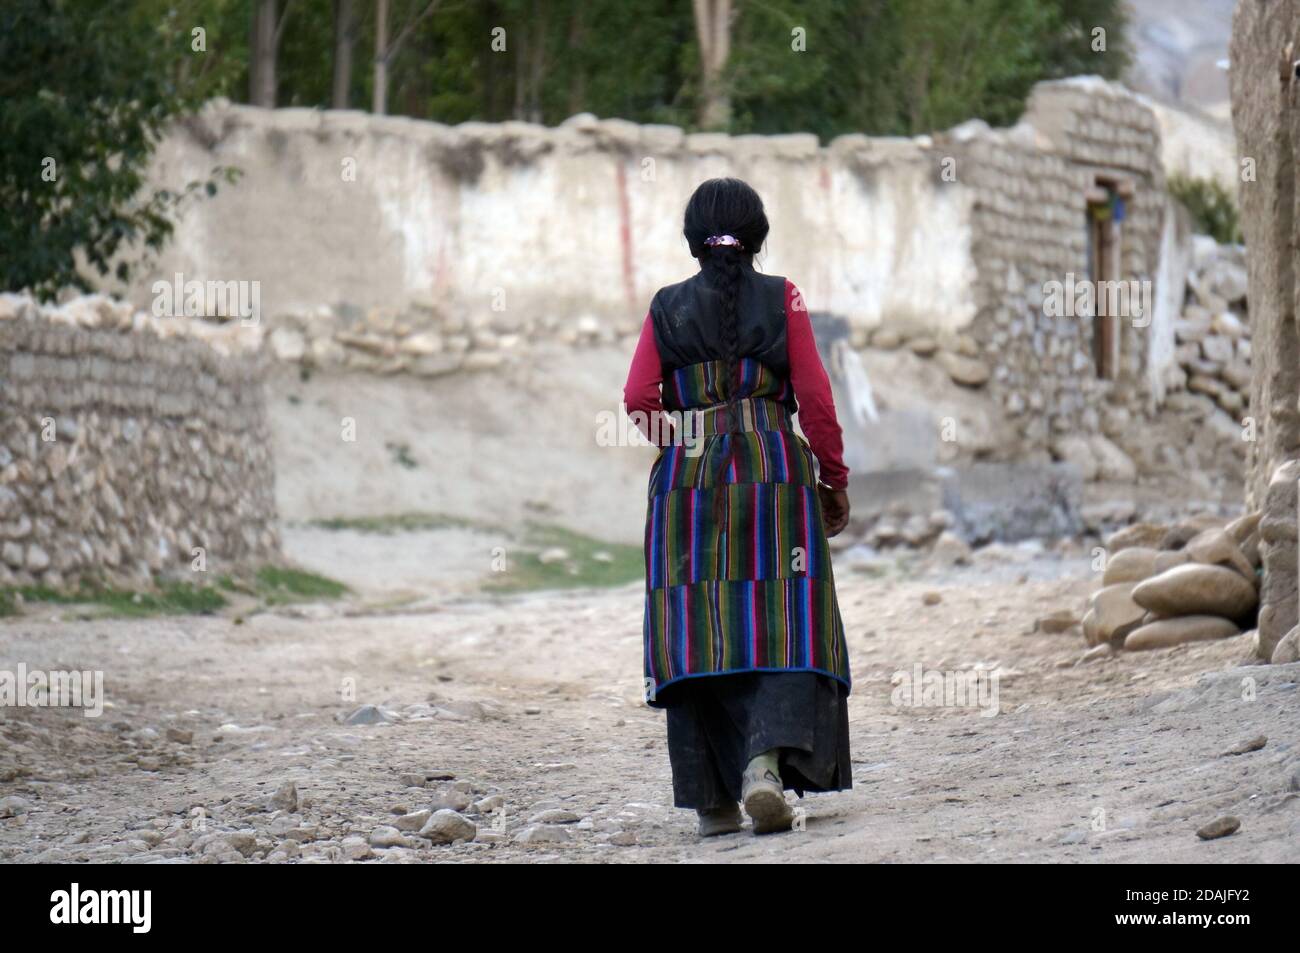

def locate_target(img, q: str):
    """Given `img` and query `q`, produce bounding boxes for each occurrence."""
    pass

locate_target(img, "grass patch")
[254,566,348,603]
[484,523,643,594]
[0,567,347,618]
[305,510,642,595]
[0,581,228,618]
[308,512,487,534]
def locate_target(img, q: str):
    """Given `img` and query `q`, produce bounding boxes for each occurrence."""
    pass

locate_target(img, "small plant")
[386,441,419,469]
[1168,174,1242,245]
[254,566,348,603]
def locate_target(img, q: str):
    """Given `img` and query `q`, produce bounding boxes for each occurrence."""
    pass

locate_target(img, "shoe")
[742,755,794,835]
[697,803,743,836]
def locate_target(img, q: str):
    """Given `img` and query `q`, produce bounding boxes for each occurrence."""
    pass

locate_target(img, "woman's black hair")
[683,177,770,523]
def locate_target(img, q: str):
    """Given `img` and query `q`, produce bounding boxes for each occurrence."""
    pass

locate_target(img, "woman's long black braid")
[682,178,770,530]
[701,242,745,526]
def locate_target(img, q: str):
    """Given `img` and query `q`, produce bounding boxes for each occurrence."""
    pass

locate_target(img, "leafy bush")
[1168,174,1242,245]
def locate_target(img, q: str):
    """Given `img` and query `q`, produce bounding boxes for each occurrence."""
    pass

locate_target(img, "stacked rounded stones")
[1078,513,1262,652]
[1121,524,1259,651]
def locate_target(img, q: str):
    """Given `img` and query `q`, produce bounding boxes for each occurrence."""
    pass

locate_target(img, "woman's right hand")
[818,484,850,537]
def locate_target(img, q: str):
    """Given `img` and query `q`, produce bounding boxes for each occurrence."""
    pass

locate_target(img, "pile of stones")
[263,300,632,378]
[1166,237,1250,419]
[1079,512,1262,655]
[857,325,992,389]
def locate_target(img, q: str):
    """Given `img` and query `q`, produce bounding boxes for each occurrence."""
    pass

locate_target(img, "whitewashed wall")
[119,103,976,335]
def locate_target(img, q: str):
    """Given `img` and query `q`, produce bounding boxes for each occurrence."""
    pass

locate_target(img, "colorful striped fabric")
[663,357,794,410]
[642,357,851,706]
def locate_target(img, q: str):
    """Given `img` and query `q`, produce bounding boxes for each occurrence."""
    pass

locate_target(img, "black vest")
[648,265,790,377]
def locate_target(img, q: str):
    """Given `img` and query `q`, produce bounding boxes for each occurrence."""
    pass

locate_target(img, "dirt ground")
[2,532,1297,864]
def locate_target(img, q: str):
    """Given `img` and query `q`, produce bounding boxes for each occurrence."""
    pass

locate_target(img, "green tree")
[725,0,1130,139]
[0,0,230,298]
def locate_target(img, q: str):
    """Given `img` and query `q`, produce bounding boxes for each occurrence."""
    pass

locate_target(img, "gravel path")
[2,546,1297,863]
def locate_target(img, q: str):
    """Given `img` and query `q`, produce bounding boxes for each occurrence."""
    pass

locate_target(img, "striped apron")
[642,356,851,707]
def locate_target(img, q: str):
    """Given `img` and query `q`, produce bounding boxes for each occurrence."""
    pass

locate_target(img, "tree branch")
[387,0,441,62]
[274,0,295,47]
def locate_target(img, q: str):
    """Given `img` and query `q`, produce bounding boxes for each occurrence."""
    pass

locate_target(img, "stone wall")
[1171,238,1251,422]
[0,294,279,590]
[1230,0,1300,662]
[945,78,1176,454]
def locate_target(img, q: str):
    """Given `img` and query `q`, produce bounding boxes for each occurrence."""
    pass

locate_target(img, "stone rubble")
[1068,511,1263,656]
[1165,239,1251,426]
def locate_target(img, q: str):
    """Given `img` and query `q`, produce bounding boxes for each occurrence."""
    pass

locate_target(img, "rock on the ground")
[1225,511,1262,544]
[528,808,581,825]
[1159,514,1226,551]
[930,531,971,567]
[395,809,432,832]
[513,824,571,845]
[369,825,412,849]
[1185,528,1255,581]
[1106,523,1167,553]
[472,794,505,814]
[1221,734,1267,756]
[1036,610,1079,634]
[1084,583,1146,646]
[0,796,33,817]
[429,787,472,812]
[345,705,390,725]
[341,836,373,860]
[1102,547,1160,585]
[1123,616,1239,651]
[1079,643,1114,663]
[1271,625,1300,664]
[1154,550,1193,574]
[1132,564,1258,619]
[223,831,260,857]
[268,780,298,813]
[1196,816,1241,840]
[418,809,477,845]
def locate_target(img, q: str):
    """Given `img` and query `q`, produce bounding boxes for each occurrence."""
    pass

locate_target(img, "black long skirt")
[661,671,852,811]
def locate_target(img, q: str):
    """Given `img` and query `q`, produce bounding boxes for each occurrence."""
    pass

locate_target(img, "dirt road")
[1,540,1297,863]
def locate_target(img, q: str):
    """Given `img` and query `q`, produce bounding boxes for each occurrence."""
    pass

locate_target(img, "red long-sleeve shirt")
[622,278,850,490]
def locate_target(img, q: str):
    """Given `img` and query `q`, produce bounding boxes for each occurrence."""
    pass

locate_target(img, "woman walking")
[623,178,853,836]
